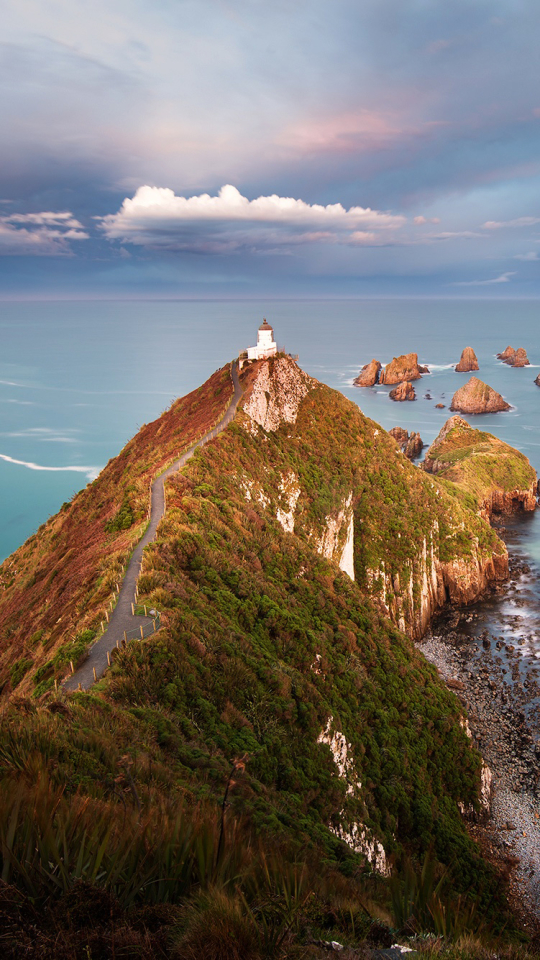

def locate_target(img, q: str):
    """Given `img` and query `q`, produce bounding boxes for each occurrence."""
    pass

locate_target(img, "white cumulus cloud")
[98,184,405,252]
[514,251,539,260]
[0,211,88,255]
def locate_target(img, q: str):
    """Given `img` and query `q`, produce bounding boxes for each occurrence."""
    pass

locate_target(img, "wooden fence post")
[93,667,97,682]
[70,661,74,674]
[140,625,144,640]
[107,651,111,666]
[131,603,135,615]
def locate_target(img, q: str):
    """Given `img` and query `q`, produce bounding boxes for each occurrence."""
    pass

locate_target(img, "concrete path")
[64,361,243,692]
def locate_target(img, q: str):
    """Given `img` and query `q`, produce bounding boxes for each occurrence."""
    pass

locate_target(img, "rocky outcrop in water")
[389,426,423,460]
[353,359,381,387]
[498,346,530,366]
[450,376,510,414]
[389,380,416,401]
[379,352,429,384]
[455,346,479,372]
[535,374,540,386]
[423,416,537,520]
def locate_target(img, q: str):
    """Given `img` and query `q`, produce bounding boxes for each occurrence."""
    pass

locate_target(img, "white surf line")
[0,453,101,481]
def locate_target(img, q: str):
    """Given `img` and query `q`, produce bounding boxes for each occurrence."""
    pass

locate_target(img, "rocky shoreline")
[417,537,540,927]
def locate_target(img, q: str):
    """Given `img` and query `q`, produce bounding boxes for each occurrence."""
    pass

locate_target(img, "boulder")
[379,353,428,384]
[497,346,530,366]
[389,381,416,402]
[535,374,540,386]
[435,403,445,409]
[354,359,381,387]
[455,347,479,372]
[389,426,423,460]
[450,377,510,414]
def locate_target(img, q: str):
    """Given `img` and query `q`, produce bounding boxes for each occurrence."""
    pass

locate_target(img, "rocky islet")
[455,346,480,372]
[389,380,416,401]
[450,376,511,414]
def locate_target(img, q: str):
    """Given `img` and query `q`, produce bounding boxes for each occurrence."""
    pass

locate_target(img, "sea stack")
[389,381,416,402]
[379,353,428,384]
[535,373,540,386]
[389,426,423,459]
[450,376,510,414]
[455,347,479,372]
[354,359,381,387]
[497,346,530,366]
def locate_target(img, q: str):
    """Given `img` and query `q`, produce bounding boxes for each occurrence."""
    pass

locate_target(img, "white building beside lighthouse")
[246,319,277,361]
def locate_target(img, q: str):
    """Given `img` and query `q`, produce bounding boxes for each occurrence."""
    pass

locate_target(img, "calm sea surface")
[1,299,539,565]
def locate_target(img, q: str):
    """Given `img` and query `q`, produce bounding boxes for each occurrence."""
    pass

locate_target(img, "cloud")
[453,271,516,286]
[483,217,540,229]
[0,211,88,255]
[514,251,539,260]
[99,184,405,252]
[414,216,440,225]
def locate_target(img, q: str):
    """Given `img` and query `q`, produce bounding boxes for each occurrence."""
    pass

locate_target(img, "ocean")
[1,298,539,565]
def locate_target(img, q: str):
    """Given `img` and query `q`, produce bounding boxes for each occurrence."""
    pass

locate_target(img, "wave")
[0,453,101,482]
[425,363,455,371]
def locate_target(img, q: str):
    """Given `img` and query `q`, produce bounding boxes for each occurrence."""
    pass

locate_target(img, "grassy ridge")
[0,365,233,697]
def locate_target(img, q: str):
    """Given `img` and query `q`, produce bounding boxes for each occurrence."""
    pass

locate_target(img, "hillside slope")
[0,356,522,950]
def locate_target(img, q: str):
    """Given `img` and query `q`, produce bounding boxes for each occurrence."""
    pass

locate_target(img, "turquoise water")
[1,298,539,562]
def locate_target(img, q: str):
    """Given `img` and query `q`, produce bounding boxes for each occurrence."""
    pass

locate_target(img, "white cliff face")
[330,821,390,876]
[239,477,270,509]
[243,357,315,433]
[317,494,355,581]
[316,718,389,875]
[317,717,362,796]
[276,471,301,533]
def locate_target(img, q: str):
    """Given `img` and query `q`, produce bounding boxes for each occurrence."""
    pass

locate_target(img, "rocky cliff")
[353,358,381,387]
[379,352,428,384]
[423,415,537,520]
[455,346,479,372]
[450,376,510,414]
[389,426,423,459]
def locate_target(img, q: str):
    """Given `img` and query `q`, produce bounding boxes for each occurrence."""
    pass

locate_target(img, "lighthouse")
[245,319,278,361]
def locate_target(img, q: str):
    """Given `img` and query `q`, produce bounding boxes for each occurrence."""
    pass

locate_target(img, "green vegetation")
[0,361,529,955]
[424,419,537,511]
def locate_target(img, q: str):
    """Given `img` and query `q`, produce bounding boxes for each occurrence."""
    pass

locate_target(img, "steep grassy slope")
[0,357,521,953]
[0,365,233,696]
[423,416,537,518]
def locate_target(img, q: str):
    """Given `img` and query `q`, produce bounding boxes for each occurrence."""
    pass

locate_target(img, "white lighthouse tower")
[246,319,278,361]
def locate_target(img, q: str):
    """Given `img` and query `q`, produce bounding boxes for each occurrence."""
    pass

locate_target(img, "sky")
[1,0,540,299]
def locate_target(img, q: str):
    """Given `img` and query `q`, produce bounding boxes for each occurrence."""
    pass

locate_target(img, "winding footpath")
[64,362,243,692]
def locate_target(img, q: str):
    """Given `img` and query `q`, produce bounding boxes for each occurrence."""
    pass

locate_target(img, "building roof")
[259,318,273,331]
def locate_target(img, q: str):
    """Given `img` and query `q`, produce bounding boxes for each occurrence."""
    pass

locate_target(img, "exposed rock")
[316,494,355,581]
[450,376,510,414]
[455,346,479,372]
[354,358,381,387]
[379,352,429,384]
[435,403,445,408]
[535,374,540,386]
[497,345,515,361]
[389,426,423,460]
[422,416,537,519]
[242,356,315,432]
[498,346,530,366]
[389,380,416,401]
